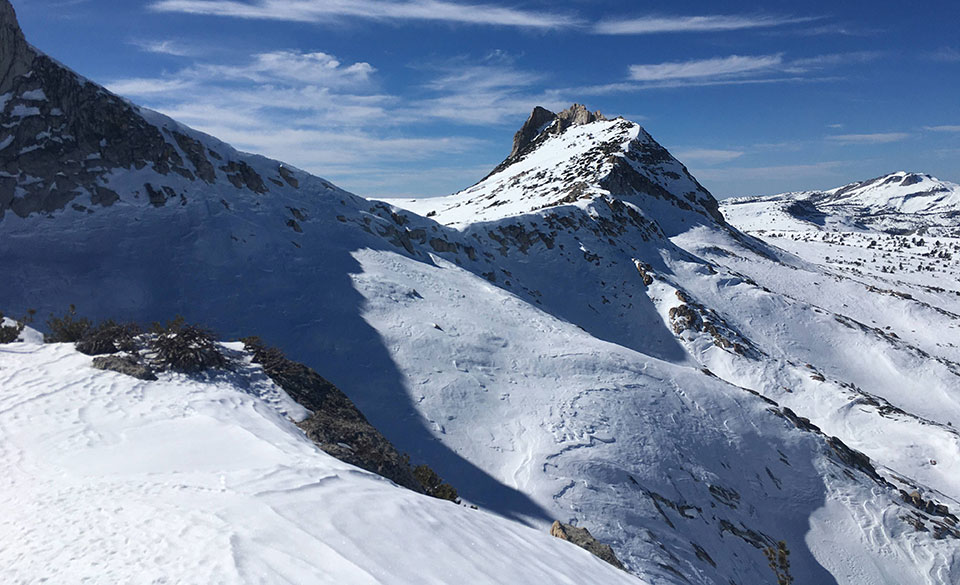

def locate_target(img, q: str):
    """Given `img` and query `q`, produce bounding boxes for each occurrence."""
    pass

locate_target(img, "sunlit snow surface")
[0,336,640,585]
[2,78,960,582]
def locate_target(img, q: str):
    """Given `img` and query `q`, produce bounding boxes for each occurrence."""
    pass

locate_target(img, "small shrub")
[0,312,25,344]
[413,464,460,503]
[763,540,794,585]
[46,305,92,343]
[150,317,225,373]
[76,320,142,356]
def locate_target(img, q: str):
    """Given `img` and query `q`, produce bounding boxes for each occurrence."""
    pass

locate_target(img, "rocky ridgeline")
[0,0,290,218]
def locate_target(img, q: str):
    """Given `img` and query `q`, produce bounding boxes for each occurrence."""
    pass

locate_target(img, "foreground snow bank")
[0,340,640,584]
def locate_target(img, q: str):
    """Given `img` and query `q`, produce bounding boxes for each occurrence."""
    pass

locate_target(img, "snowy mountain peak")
[392,104,724,235]
[825,171,960,214]
[506,103,607,164]
[723,170,960,236]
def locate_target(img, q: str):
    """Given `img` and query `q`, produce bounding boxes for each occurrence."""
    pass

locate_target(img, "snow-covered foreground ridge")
[0,334,638,584]
[2,0,960,582]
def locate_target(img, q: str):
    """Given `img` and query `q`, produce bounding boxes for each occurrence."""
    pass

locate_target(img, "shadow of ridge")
[257,243,553,525]
[0,207,553,526]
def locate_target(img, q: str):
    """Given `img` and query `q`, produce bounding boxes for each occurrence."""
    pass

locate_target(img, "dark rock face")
[509,106,558,160]
[242,338,427,494]
[550,521,626,570]
[0,0,276,219]
[91,355,158,381]
[490,104,607,178]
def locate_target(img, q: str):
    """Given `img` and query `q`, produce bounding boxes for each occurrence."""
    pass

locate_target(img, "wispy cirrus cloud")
[105,48,501,197]
[107,77,196,95]
[826,132,910,145]
[628,54,783,81]
[928,47,960,62]
[202,51,376,86]
[595,14,817,35]
[131,39,198,57]
[672,148,744,164]
[149,0,578,29]
[925,125,960,132]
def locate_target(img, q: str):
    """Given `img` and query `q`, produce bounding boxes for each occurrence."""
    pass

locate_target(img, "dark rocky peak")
[508,106,557,159]
[0,0,34,94]
[554,103,606,132]
[508,104,606,159]
[491,103,607,179]
[0,0,283,219]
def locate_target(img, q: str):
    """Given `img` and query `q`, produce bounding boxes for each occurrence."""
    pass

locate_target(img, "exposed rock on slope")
[501,103,607,172]
[242,337,429,495]
[0,0,284,218]
[551,521,625,570]
[3,4,960,583]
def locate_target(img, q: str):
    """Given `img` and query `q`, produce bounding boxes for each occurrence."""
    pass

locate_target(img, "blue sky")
[16,0,960,199]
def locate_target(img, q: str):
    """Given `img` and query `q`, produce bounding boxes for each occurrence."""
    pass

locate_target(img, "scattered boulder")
[92,356,157,381]
[550,521,625,571]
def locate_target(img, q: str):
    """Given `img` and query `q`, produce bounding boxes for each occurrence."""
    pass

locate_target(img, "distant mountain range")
[2,0,959,583]
[723,171,960,236]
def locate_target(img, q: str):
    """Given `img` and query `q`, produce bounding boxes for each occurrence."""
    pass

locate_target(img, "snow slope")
[0,335,641,585]
[2,1,960,582]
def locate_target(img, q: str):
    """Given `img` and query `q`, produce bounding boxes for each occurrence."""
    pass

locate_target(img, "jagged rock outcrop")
[0,0,32,94]
[91,355,158,381]
[509,106,556,160]
[491,104,607,178]
[242,337,429,495]
[550,521,626,570]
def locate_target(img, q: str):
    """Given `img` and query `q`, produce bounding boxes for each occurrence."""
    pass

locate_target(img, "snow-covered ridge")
[0,333,640,584]
[723,171,960,236]
[3,0,960,581]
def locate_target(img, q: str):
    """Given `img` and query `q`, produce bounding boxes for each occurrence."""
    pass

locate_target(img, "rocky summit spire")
[509,104,607,160]
[486,103,607,179]
[509,106,558,159]
[1,0,34,94]
[554,103,606,132]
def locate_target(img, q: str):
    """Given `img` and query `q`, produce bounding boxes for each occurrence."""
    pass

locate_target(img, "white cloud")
[131,39,197,57]
[672,148,744,164]
[925,125,960,133]
[106,78,196,95]
[826,132,910,145]
[149,0,578,29]
[105,49,501,197]
[199,51,376,87]
[399,55,569,125]
[784,51,883,73]
[628,54,783,81]
[110,51,376,99]
[929,47,960,62]
[595,14,816,35]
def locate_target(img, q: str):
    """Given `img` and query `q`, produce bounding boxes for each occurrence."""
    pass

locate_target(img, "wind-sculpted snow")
[0,337,641,584]
[2,0,959,580]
